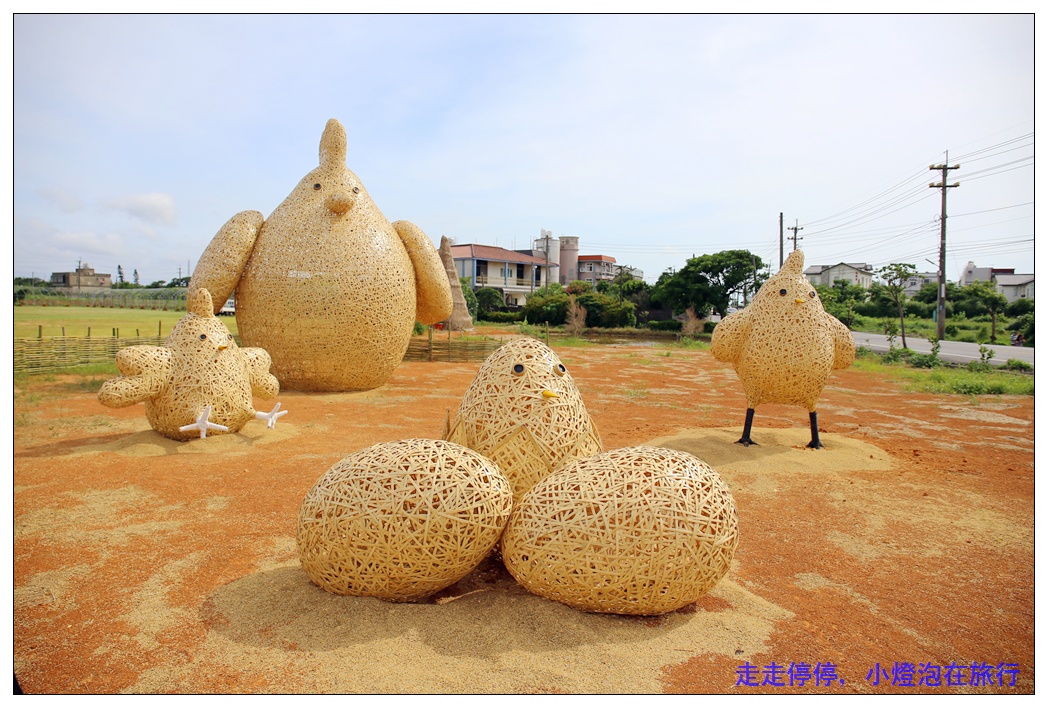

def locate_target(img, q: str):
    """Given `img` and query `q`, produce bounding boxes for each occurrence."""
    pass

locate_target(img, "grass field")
[13,305,238,339]
[851,356,1034,396]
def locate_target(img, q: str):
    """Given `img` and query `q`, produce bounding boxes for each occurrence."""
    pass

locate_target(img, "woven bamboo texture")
[297,438,513,602]
[445,337,603,505]
[502,446,739,615]
[97,289,280,441]
[439,235,475,331]
[711,249,855,411]
[189,118,451,392]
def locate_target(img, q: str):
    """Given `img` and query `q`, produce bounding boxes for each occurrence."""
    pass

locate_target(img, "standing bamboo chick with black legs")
[711,250,854,449]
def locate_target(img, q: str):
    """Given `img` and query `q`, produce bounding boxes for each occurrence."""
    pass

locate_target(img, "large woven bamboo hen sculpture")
[711,249,855,448]
[445,338,602,504]
[97,289,285,441]
[297,439,513,602]
[502,446,739,615]
[188,118,452,391]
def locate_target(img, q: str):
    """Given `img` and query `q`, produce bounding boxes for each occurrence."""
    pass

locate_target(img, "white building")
[803,262,875,288]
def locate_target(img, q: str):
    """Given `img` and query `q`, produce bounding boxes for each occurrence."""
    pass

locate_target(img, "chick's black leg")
[737,408,758,446]
[807,411,823,449]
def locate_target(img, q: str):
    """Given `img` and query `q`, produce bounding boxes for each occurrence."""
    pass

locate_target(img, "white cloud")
[36,187,85,213]
[103,193,178,226]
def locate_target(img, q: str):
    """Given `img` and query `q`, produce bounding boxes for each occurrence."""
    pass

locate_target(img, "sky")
[12,12,1035,286]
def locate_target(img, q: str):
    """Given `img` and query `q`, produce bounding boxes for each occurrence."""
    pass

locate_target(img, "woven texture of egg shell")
[445,337,602,505]
[193,119,451,392]
[97,288,279,441]
[711,249,855,411]
[502,446,739,615]
[297,439,514,602]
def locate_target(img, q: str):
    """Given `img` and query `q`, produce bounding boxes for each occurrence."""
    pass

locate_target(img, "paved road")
[851,331,1034,367]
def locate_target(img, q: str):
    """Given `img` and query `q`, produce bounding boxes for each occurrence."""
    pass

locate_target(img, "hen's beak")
[794,298,806,305]
[542,389,559,399]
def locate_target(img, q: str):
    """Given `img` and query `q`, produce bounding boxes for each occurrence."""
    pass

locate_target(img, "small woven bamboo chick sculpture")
[188,118,452,391]
[98,288,285,441]
[297,439,513,602]
[502,446,739,615]
[711,249,855,448]
[445,338,602,504]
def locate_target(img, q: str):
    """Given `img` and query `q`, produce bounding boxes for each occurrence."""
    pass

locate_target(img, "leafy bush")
[1004,358,1033,372]
[647,319,682,332]
[481,310,524,323]
[704,321,717,334]
[1005,298,1033,318]
[521,289,570,326]
[907,353,942,369]
[459,278,478,318]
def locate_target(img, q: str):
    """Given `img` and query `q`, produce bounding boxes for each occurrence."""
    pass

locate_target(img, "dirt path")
[13,343,1034,693]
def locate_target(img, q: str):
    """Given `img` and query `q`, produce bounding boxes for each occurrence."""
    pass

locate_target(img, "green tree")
[116,264,125,284]
[816,279,867,327]
[913,280,959,305]
[654,250,764,318]
[963,280,1009,343]
[133,269,140,285]
[474,287,505,317]
[521,284,570,326]
[166,276,190,288]
[565,280,593,296]
[876,263,917,349]
[1005,297,1033,318]
[147,279,167,288]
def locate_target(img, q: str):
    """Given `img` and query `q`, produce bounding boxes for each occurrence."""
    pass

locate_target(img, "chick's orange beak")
[542,389,559,399]
[794,298,806,305]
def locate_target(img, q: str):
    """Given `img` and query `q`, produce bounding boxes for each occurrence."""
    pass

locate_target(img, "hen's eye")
[554,363,566,376]
[779,289,788,296]
[512,363,525,376]
[352,186,360,194]
[199,334,207,340]
[313,183,321,190]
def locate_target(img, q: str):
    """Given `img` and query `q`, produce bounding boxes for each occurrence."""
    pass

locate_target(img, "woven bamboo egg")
[97,288,283,441]
[297,439,513,602]
[445,337,602,505]
[502,446,739,615]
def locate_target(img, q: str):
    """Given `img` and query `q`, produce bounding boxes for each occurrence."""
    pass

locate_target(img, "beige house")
[450,244,551,307]
[577,254,617,287]
[803,262,874,289]
[992,273,1034,303]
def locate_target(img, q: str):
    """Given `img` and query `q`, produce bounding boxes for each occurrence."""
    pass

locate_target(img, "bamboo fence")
[14,332,506,374]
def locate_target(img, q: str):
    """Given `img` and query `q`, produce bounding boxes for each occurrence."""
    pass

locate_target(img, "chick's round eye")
[199,334,207,340]
[313,183,321,190]
[554,363,566,376]
[512,363,525,376]
[352,186,360,194]
[779,288,788,296]
[809,291,816,298]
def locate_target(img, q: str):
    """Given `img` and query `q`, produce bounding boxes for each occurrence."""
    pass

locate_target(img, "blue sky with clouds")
[13,13,1034,286]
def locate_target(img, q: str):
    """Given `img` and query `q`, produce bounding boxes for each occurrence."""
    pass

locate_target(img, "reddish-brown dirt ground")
[13,339,1034,693]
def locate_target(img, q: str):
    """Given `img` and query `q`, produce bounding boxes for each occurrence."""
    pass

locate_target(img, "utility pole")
[787,220,803,251]
[930,154,960,340]
[779,212,784,268]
